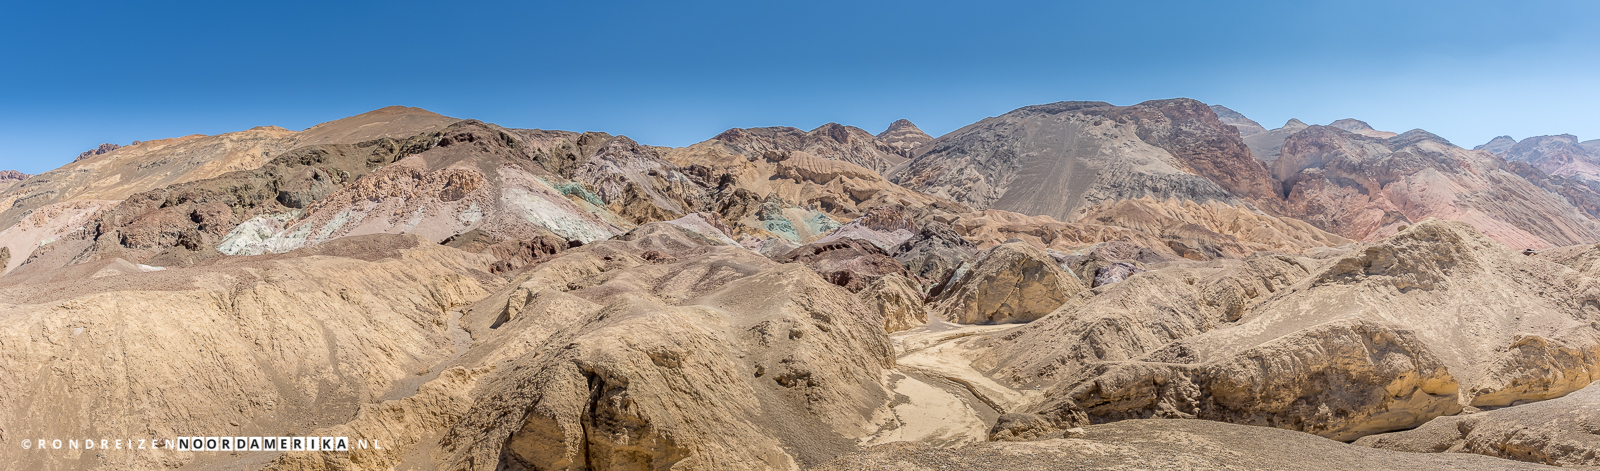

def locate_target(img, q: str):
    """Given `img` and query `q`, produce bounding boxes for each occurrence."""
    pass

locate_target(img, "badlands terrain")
[5,102,1600,470]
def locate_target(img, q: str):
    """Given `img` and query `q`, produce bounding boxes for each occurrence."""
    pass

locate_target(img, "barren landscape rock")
[1503,133,1600,183]
[1209,104,1266,137]
[73,142,121,162]
[11,102,1600,471]
[969,219,1600,441]
[858,273,927,332]
[1232,117,1310,164]
[0,234,494,470]
[1355,381,1600,467]
[436,222,896,469]
[891,220,978,285]
[1275,125,1600,247]
[1327,118,1398,138]
[931,242,1086,324]
[986,413,1059,441]
[778,237,911,292]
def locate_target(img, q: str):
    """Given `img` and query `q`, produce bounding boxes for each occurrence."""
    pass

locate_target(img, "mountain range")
[5,99,1600,470]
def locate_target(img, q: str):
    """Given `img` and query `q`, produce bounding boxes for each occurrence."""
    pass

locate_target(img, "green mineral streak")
[541,178,605,207]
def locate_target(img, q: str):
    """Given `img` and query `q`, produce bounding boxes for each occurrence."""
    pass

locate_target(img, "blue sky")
[2,0,1597,174]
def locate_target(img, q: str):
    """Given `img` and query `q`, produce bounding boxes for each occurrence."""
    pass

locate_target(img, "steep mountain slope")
[1274,126,1600,247]
[892,99,1280,223]
[0,106,459,231]
[876,119,934,156]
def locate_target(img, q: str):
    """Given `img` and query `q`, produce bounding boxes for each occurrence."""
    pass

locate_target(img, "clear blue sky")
[2,0,1597,174]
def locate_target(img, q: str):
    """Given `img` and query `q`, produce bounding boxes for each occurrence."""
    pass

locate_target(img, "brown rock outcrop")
[73,142,121,162]
[930,242,1086,324]
[858,273,927,332]
[778,237,910,292]
[1356,381,1600,467]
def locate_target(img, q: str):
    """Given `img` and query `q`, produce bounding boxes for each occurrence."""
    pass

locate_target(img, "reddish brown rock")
[778,237,910,292]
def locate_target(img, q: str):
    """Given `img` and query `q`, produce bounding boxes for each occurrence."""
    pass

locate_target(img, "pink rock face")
[1276,126,1600,248]
[1503,134,1600,183]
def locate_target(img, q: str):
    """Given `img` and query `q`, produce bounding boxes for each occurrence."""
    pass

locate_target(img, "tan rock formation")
[967,219,1600,441]
[931,242,1086,324]
[858,273,927,332]
[434,222,896,469]
[0,234,495,471]
[1356,381,1600,467]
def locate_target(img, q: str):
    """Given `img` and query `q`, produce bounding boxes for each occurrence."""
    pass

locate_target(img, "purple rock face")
[74,142,121,162]
[1092,261,1143,287]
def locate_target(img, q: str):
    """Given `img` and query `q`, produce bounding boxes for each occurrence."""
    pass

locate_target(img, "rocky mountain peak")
[810,122,853,144]
[876,119,934,156]
[1284,118,1309,128]
[1475,135,1518,155]
[1388,129,1453,148]
[0,169,27,181]
[73,143,121,162]
[1329,119,1376,133]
